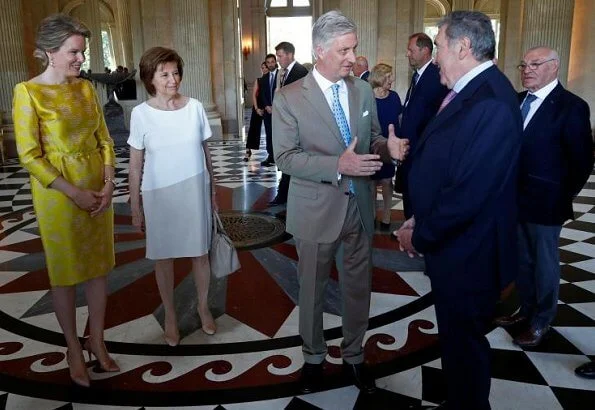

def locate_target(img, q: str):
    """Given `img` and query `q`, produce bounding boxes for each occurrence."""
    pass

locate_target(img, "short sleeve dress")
[12,80,116,287]
[127,98,213,260]
[372,90,403,180]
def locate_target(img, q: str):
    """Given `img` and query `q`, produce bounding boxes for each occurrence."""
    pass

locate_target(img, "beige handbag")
[209,211,240,278]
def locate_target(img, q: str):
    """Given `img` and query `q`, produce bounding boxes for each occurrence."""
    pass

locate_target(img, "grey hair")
[525,46,560,61]
[312,10,357,59]
[438,10,495,61]
[34,14,90,68]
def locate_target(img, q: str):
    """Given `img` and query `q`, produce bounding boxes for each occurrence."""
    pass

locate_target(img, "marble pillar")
[116,0,134,69]
[83,0,104,74]
[521,0,575,86]
[452,0,475,10]
[340,0,378,66]
[171,0,221,136]
[0,0,28,118]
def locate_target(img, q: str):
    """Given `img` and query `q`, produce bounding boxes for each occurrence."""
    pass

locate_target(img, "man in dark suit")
[494,47,593,348]
[258,54,278,166]
[396,11,523,409]
[268,42,309,206]
[398,33,448,219]
[352,56,369,81]
[273,11,408,394]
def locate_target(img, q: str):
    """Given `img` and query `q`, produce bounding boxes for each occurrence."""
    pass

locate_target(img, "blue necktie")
[521,93,537,122]
[331,84,354,193]
[404,71,419,106]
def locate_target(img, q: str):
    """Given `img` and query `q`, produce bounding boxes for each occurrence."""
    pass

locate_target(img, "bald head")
[520,46,560,92]
[353,56,368,77]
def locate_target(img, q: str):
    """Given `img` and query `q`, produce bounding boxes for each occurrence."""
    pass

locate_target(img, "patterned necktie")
[521,93,537,122]
[280,69,288,87]
[437,90,458,114]
[404,71,419,106]
[270,72,275,101]
[331,84,354,193]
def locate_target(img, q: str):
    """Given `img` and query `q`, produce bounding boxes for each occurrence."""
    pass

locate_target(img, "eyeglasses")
[517,58,557,71]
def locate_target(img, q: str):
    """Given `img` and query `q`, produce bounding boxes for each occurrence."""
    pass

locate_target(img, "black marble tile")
[285,397,324,410]
[558,237,575,247]
[551,304,595,327]
[559,249,592,264]
[559,283,595,304]
[491,349,547,385]
[420,366,448,406]
[508,327,585,355]
[561,264,595,282]
[564,220,595,232]
[551,386,595,410]
[573,196,595,205]
[354,388,422,410]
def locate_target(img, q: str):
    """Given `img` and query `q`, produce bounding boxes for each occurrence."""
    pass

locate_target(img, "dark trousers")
[516,222,562,329]
[276,173,290,201]
[433,285,497,410]
[263,113,273,160]
[246,108,262,150]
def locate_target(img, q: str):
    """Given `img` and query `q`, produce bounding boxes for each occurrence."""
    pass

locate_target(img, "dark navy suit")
[399,63,448,218]
[258,70,278,160]
[516,84,593,330]
[408,65,523,409]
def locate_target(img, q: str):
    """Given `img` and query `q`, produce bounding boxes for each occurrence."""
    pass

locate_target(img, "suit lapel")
[346,77,359,141]
[523,84,563,136]
[301,74,345,148]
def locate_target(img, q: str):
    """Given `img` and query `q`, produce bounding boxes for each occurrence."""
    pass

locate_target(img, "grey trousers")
[295,197,373,365]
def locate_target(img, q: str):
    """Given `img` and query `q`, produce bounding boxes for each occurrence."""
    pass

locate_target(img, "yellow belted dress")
[12,80,116,287]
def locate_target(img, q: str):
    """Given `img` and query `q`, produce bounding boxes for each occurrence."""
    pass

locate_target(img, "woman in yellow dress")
[12,14,120,387]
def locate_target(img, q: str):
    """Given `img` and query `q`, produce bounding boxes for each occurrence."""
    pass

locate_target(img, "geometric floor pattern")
[0,135,594,409]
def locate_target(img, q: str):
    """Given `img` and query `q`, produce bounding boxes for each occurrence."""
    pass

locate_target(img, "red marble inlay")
[0,268,50,293]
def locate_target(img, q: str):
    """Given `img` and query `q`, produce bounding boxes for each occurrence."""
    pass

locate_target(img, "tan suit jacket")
[272,73,390,243]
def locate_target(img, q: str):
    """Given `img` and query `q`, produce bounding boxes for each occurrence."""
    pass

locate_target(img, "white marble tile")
[572,203,594,213]
[182,313,269,345]
[560,242,595,258]
[486,327,523,351]
[369,292,417,317]
[0,271,29,287]
[575,279,595,293]
[223,397,293,410]
[526,352,595,391]
[5,394,67,410]
[577,212,595,224]
[300,385,359,410]
[22,306,89,336]
[0,290,48,318]
[378,366,423,400]
[560,227,595,241]
[103,313,164,344]
[0,229,39,246]
[567,302,595,321]
[73,405,140,410]
[0,250,25,263]
[274,306,299,338]
[489,379,563,410]
[578,189,595,198]
[570,259,595,274]
[397,271,432,296]
[554,326,595,355]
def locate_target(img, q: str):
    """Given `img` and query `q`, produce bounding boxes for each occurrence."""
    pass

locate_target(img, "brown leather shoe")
[494,311,528,327]
[513,326,550,347]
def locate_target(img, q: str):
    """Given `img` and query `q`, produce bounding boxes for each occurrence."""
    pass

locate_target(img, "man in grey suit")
[273,10,408,394]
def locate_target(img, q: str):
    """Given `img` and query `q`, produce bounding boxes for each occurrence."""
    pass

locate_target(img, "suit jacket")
[258,70,277,109]
[283,62,309,86]
[518,84,593,225]
[409,65,523,292]
[360,71,370,82]
[272,74,391,243]
[400,63,449,150]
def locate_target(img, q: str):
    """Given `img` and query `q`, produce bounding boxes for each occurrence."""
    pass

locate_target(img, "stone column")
[171,0,221,135]
[340,0,378,66]
[116,0,134,68]
[84,0,104,74]
[452,0,475,10]
[521,0,575,86]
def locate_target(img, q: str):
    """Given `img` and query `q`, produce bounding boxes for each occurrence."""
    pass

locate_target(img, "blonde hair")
[34,14,90,68]
[368,63,392,88]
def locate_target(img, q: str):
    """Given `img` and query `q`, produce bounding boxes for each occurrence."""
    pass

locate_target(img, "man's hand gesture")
[387,124,409,161]
[338,137,383,176]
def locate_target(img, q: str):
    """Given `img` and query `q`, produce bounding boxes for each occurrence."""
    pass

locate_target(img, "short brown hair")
[409,32,433,53]
[368,63,392,88]
[139,47,184,96]
[34,14,90,68]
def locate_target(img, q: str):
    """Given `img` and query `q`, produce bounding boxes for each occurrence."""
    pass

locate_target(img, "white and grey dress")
[128,98,212,260]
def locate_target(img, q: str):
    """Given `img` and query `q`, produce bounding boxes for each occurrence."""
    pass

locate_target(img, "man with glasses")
[495,47,593,348]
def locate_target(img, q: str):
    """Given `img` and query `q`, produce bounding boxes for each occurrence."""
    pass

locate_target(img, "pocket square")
[362,111,369,117]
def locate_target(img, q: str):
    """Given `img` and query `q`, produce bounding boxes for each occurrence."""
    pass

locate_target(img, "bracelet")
[104,176,116,187]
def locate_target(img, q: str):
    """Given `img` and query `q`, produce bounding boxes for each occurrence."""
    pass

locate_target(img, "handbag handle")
[212,211,226,235]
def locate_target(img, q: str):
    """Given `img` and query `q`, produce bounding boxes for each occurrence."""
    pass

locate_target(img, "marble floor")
[0,132,594,409]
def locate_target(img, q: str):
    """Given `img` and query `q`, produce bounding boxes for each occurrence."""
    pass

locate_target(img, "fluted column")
[521,0,575,85]
[0,0,28,115]
[171,0,218,119]
[116,0,134,68]
[83,0,104,73]
[340,0,378,66]
[452,0,475,10]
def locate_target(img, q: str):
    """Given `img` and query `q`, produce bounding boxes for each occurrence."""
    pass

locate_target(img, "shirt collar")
[416,59,433,78]
[312,66,347,93]
[452,60,494,93]
[529,78,559,100]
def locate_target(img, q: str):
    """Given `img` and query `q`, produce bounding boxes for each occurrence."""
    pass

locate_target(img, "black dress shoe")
[379,221,391,231]
[260,158,275,166]
[513,325,550,347]
[575,361,595,379]
[268,197,287,206]
[342,362,376,394]
[299,362,323,394]
[493,311,528,327]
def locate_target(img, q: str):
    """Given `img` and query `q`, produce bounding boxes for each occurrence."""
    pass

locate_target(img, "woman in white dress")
[128,47,217,346]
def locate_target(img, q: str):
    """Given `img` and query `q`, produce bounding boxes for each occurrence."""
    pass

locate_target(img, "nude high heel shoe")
[198,306,217,335]
[83,337,120,372]
[66,349,90,387]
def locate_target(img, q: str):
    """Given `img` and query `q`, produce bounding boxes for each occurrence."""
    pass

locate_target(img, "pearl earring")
[49,56,55,67]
